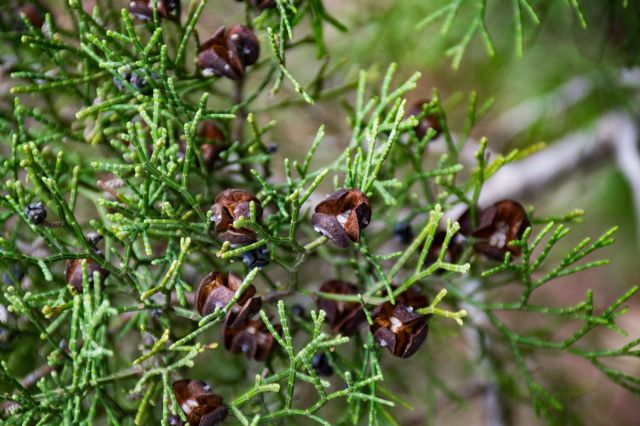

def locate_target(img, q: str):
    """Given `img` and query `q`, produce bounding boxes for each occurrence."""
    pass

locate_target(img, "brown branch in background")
[603,114,640,243]
[0,364,56,413]
[478,124,607,204]
[478,112,640,243]
[492,68,640,140]
[435,67,640,245]
[491,76,593,140]
[19,364,55,389]
[476,69,640,244]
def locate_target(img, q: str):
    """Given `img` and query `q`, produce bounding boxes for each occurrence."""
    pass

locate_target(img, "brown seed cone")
[171,379,228,426]
[371,287,431,358]
[210,189,262,245]
[179,121,228,171]
[311,189,371,248]
[197,25,259,80]
[222,316,280,362]
[65,258,109,293]
[195,272,261,328]
[198,120,227,169]
[407,99,442,140]
[128,0,179,21]
[235,0,276,10]
[422,229,464,269]
[459,199,530,261]
[17,4,45,28]
[316,280,366,336]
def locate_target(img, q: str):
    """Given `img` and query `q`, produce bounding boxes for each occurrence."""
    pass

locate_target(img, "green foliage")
[416,0,628,68]
[0,0,638,425]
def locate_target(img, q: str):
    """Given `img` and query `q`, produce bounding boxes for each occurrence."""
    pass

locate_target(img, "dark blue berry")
[3,264,24,285]
[311,352,333,377]
[25,202,46,225]
[267,143,278,153]
[292,304,305,318]
[393,221,414,245]
[241,245,270,269]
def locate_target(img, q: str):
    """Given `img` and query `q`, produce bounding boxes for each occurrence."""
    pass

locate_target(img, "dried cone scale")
[311,189,371,248]
[407,98,442,139]
[198,120,228,170]
[316,280,366,335]
[195,271,261,328]
[459,199,530,261]
[128,0,179,21]
[197,25,260,80]
[371,288,431,358]
[65,258,109,293]
[222,316,280,362]
[210,189,262,245]
[171,379,228,426]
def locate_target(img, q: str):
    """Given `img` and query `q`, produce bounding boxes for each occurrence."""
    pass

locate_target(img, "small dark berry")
[3,264,24,285]
[129,72,148,91]
[86,232,103,248]
[241,245,270,269]
[291,304,305,318]
[114,68,157,94]
[0,326,14,350]
[393,221,414,245]
[311,352,334,377]
[112,67,134,92]
[266,143,278,153]
[25,202,46,225]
